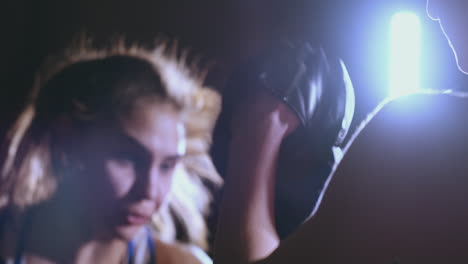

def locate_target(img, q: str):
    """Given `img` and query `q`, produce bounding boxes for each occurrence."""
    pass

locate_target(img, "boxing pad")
[266,41,355,238]
[213,40,355,238]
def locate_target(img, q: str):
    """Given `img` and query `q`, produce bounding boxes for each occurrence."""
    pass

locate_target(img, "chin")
[113,224,146,241]
[457,64,468,75]
[452,49,468,74]
[456,56,468,75]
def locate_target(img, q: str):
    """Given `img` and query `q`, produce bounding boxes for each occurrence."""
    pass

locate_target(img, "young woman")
[214,0,468,263]
[0,42,221,264]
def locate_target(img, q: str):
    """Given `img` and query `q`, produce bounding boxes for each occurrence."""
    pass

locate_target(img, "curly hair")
[0,39,222,250]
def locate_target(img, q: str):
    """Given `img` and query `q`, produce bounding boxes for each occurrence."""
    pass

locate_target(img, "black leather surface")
[216,40,356,238]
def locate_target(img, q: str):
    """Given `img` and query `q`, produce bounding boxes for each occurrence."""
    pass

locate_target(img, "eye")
[160,157,180,173]
[111,151,140,167]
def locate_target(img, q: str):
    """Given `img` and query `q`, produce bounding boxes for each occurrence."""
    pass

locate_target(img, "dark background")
[1,0,466,134]
[1,0,467,249]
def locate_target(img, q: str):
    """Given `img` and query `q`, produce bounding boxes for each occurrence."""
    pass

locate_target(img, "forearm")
[213,113,288,264]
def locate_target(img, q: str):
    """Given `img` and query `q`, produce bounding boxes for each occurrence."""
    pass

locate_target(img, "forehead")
[117,101,185,157]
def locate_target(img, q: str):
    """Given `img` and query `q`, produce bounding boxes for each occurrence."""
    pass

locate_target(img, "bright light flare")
[389,12,421,97]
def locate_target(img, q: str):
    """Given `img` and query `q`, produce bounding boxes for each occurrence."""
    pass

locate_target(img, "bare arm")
[213,90,298,263]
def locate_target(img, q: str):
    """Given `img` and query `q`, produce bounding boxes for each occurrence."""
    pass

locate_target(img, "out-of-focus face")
[69,100,185,241]
[427,0,468,73]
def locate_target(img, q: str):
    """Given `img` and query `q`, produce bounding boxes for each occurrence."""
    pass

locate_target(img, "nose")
[134,165,166,202]
[426,0,440,21]
[143,166,159,200]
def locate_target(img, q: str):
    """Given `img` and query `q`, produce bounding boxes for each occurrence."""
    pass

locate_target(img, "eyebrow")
[108,126,142,148]
[112,128,183,161]
[164,154,183,161]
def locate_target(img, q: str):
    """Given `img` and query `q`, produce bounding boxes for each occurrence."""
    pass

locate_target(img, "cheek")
[66,158,138,224]
[155,176,173,207]
[154,170,178,211]
[81,159,137,209]
[439,1,468,37]
[440,10,468,68]
[102,161,137,199]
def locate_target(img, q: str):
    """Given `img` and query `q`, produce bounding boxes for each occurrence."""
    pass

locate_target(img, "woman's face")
[427,0,468,73]
[69,100,185,241]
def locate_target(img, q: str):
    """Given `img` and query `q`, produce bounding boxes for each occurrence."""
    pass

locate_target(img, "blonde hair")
[0,39,222,250]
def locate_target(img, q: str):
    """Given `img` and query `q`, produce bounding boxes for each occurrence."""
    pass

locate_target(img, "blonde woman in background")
[0,41,221,264]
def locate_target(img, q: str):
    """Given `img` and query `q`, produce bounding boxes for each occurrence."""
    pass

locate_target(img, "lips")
[121,211,152,226]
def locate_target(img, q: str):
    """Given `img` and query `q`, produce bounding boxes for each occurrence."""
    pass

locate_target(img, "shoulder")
[315,92,468,255]
[265,92,468,263]
[155,239,212,264]
[343,92,468,158]
[331,92,468,193]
